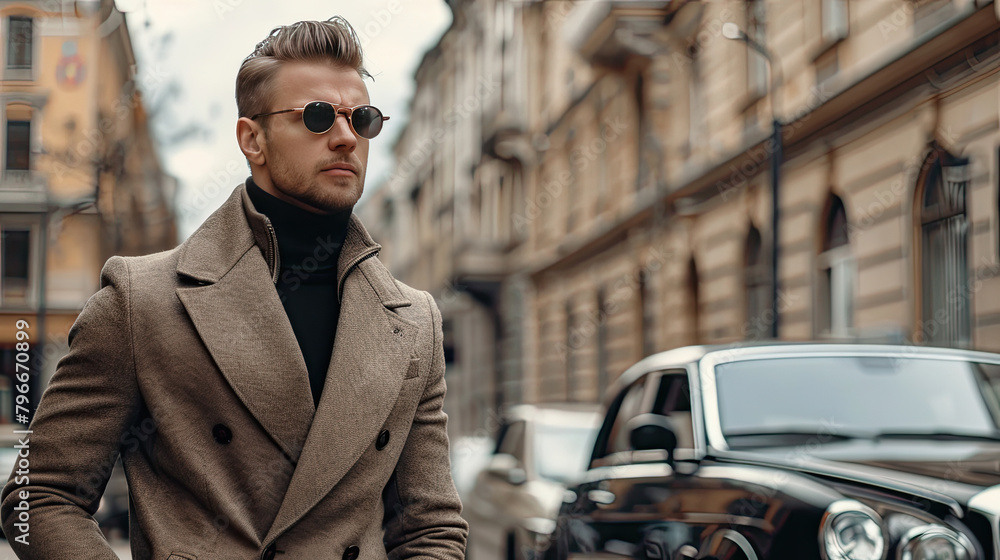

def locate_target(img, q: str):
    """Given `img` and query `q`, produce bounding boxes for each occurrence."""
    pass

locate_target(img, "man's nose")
[327,111,357,151]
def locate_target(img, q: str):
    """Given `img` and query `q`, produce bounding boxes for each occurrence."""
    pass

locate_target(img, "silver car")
[465,403,602,560]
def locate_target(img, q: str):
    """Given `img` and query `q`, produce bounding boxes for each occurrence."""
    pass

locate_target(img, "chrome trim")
[708,452,965,518]
[702,529,759,560]
[968,485,1000,560]
[699,352,727,451]
[686,363,707,461]
[896,524,974,560]
[583,462,674,483]
[819,499,888,560]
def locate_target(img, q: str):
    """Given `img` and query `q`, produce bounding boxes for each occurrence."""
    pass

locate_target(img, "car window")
[496,420,526,463]
[533,421,597,484]
[652,370,695,449]
[605,377,649,455]
[716,357,1000,440]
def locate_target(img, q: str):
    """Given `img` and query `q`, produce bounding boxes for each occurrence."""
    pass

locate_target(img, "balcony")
[563,0,669,66]
[482,110,535,164]
[453,237,508,287]
[0,171,48,212]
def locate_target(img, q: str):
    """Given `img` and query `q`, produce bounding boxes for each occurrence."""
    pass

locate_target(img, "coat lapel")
[263,253,419,543]
[174,182,418,541]
[175,185,315,461]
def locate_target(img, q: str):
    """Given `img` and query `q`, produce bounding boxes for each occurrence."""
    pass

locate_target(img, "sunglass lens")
[303,102,337,133]
[351,106,383,139]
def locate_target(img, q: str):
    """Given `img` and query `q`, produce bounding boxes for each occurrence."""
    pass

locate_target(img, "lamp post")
[722,22,783,339]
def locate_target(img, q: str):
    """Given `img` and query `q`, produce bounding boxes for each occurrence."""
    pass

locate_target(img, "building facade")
[361,0,1000,437]
[0,0,176,419]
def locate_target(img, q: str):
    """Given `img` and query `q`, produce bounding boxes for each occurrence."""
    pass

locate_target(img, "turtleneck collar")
[245,175,354,273]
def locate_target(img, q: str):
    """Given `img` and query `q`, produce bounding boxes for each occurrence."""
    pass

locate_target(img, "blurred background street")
[0,0,999,556]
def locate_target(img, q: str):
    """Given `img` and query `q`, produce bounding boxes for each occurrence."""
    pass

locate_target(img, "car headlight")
[820,499,887,560]
[898,525,974,560]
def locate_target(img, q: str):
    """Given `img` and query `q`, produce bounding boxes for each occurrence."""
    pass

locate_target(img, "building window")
[918,149,970,347]
[0,348,18,423]
[596,287,608,398]
[1,227,31,305]
[744,224,771,340]
[817,194,854,337]
[5,120,30,171]
[747,0,768,98]
[6,16,33,71]
[566,128,580,233]
[821,0,849,44]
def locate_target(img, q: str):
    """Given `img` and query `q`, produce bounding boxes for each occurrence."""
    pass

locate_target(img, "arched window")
[918,149,970,347]
[744,225,771,339]
[817,194,853,337]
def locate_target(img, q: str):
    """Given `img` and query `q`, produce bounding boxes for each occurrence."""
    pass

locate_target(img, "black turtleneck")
[245,176,353,408]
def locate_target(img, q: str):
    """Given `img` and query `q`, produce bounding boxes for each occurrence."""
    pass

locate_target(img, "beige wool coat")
[0,182,468,559]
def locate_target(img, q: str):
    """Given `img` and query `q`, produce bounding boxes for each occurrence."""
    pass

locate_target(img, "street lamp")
[723,21,783,340]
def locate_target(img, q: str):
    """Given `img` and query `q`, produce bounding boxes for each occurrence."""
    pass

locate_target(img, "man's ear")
[237,117,267,166]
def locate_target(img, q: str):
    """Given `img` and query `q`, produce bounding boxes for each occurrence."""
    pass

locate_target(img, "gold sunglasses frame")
[250,101,390,138]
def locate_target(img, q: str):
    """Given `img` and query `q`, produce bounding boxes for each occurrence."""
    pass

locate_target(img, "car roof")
[502,402,603,426]
[607,342,1000,405]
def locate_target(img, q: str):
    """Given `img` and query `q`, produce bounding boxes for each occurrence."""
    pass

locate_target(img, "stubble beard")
[269,154,362,214]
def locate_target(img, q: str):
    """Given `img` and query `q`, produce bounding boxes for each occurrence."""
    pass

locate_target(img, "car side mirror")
[486,453,527,485]
[625,413,678,464]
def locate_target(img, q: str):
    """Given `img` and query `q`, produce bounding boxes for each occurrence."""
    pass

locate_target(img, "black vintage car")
[542,343,1000,560]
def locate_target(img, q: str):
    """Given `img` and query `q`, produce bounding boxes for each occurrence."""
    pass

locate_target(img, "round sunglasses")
[250,101,390,139]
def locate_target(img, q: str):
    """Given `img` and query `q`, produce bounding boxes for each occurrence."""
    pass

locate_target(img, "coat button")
[213,424,233,444]
[343,545,360,560]
[261,543,276,560]
[376,429,390,450]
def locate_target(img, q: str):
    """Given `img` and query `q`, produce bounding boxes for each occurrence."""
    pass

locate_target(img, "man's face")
[250,60,370,214]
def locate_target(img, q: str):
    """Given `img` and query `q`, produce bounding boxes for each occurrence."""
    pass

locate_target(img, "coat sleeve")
[0,256,141,558]
[382,291,469,559]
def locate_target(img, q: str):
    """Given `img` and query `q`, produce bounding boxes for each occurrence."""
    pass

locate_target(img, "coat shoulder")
[391,278,437,318]
[115,246,182,273]
[102,247,185,308]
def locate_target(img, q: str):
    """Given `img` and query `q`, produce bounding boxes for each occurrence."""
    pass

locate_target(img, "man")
[0,17,468,559]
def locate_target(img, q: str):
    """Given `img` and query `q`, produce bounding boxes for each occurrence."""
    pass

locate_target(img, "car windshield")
[715,356,1000,447]
[534,422,597,484]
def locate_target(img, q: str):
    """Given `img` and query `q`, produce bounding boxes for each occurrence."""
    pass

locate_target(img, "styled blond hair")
[236,16,371,119]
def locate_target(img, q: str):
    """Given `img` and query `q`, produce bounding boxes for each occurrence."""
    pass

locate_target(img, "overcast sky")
[119,0,452,241]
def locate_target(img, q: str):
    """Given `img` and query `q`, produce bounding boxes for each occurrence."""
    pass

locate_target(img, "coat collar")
[174,182,417,543]
[176,180,409,306]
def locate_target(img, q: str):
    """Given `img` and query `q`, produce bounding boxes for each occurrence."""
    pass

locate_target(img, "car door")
[469,418,528,560]
[556,369,699,559]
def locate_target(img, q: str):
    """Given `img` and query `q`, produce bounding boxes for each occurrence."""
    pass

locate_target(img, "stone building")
[0,0,176,416]
[361,0,1000,436]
